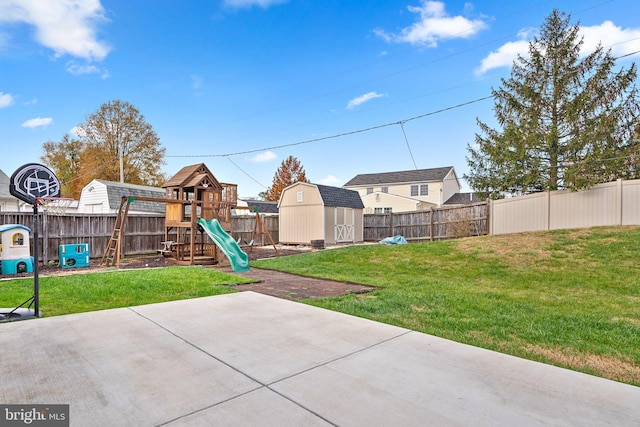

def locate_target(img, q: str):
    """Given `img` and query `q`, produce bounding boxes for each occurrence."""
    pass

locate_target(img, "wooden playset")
[101,163,262,272]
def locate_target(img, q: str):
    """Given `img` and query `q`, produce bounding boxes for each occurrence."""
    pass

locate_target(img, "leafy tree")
[466,10,640,198]
[42,100,167,198]
[41,134,85,198]
[76,100,167,186]
[265,155,309,201]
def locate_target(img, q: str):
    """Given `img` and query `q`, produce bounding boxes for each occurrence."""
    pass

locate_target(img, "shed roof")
[0,169,12,198]
[344,166,454,186]
[316,184,364,209]
[241,200,279,214]
[94,180,166,213]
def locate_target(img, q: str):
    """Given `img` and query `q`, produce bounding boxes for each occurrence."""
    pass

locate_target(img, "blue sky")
[1,0,639,197]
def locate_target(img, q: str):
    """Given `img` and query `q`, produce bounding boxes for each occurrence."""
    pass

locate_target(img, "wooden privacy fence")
[363,203,488,242]
[0,213,280,264]
[230,214,279,246]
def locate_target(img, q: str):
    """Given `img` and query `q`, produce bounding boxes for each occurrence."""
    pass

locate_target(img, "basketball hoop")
[37,197,73,216]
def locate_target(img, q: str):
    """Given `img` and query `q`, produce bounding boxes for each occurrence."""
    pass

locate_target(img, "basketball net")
[37,197,73,216]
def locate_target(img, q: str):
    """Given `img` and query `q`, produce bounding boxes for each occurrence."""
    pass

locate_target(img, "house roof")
[316,184,364,209]
[443,192,483,205]
[94,180,166,213]
[343,167,455,186]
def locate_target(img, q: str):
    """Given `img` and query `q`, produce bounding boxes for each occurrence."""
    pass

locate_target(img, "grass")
[0,266,249,317]
[253,226,640,386]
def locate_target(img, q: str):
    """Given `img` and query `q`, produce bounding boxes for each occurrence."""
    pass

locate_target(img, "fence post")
[616,178,623,226]
[429,207,434,241]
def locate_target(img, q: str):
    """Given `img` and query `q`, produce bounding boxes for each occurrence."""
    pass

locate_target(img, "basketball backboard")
[10,163,61,205]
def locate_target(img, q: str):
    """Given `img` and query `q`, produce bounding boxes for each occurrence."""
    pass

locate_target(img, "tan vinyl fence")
[489,178,640,235]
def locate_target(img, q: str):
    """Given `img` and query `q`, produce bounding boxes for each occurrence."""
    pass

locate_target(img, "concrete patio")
[1,291,638,426]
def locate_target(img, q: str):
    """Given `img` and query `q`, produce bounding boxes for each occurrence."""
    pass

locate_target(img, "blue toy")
[59,244,90,268]
[0,224,34,275]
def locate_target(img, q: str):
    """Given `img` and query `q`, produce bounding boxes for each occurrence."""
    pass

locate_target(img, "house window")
[366,187,373,195]
[297,191,303,202]
[381,186,388,193]
[411,184,428,196]
[374,207,392,214]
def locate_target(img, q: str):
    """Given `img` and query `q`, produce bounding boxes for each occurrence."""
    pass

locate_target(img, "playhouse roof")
[163,163,222,190]
[0,224,30,233]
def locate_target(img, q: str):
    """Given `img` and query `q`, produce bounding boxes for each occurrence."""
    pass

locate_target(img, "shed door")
[335,207,355,242]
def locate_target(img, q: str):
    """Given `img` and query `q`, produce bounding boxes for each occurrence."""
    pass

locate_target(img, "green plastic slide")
[197,218,250,272]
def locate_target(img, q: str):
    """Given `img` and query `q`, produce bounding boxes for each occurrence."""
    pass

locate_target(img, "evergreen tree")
[466,10,640,198]
[265,155,309,201]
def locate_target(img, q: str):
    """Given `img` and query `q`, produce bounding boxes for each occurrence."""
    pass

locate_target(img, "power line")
[399,122,418,170]
[167,96,492,159]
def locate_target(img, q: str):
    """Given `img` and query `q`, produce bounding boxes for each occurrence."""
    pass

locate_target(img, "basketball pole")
[32,202,40,318]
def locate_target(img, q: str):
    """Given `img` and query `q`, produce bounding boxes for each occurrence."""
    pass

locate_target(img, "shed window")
[374,207,392,214]
[297,191,303,203]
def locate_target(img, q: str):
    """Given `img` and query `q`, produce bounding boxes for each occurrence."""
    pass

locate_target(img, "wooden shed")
[278,182,364,245]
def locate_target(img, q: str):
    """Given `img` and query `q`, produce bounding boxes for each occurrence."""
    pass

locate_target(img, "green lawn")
[0,266,247,317]
[253,226,640,386]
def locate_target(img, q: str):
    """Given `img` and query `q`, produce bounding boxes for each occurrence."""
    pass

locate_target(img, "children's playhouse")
[0,224,34,275]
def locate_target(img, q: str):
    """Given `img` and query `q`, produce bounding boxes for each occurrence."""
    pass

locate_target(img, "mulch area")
[1,245,376,301]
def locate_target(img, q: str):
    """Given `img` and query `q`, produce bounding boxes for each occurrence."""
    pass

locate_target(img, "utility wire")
[167,96,492,159]
[399,121,418,170]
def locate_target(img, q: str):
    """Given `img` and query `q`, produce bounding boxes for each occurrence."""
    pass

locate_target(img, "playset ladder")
[100,196,132,267]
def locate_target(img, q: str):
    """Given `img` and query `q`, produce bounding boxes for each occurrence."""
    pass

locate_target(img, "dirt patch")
[227,267,376,301]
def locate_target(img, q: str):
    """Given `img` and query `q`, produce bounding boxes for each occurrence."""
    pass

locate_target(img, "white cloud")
[319,175,340,185]
[347,91,385,110]
[476,21,640,75]
[223,0,289,8]
[475,37,529,75]
[581,21,640,59]
[22,117,53,128]
[248,151,277,163]
[0,92,14,108]
[66,61,100,75]
[375,0,489,47]
[0,0,110,61]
